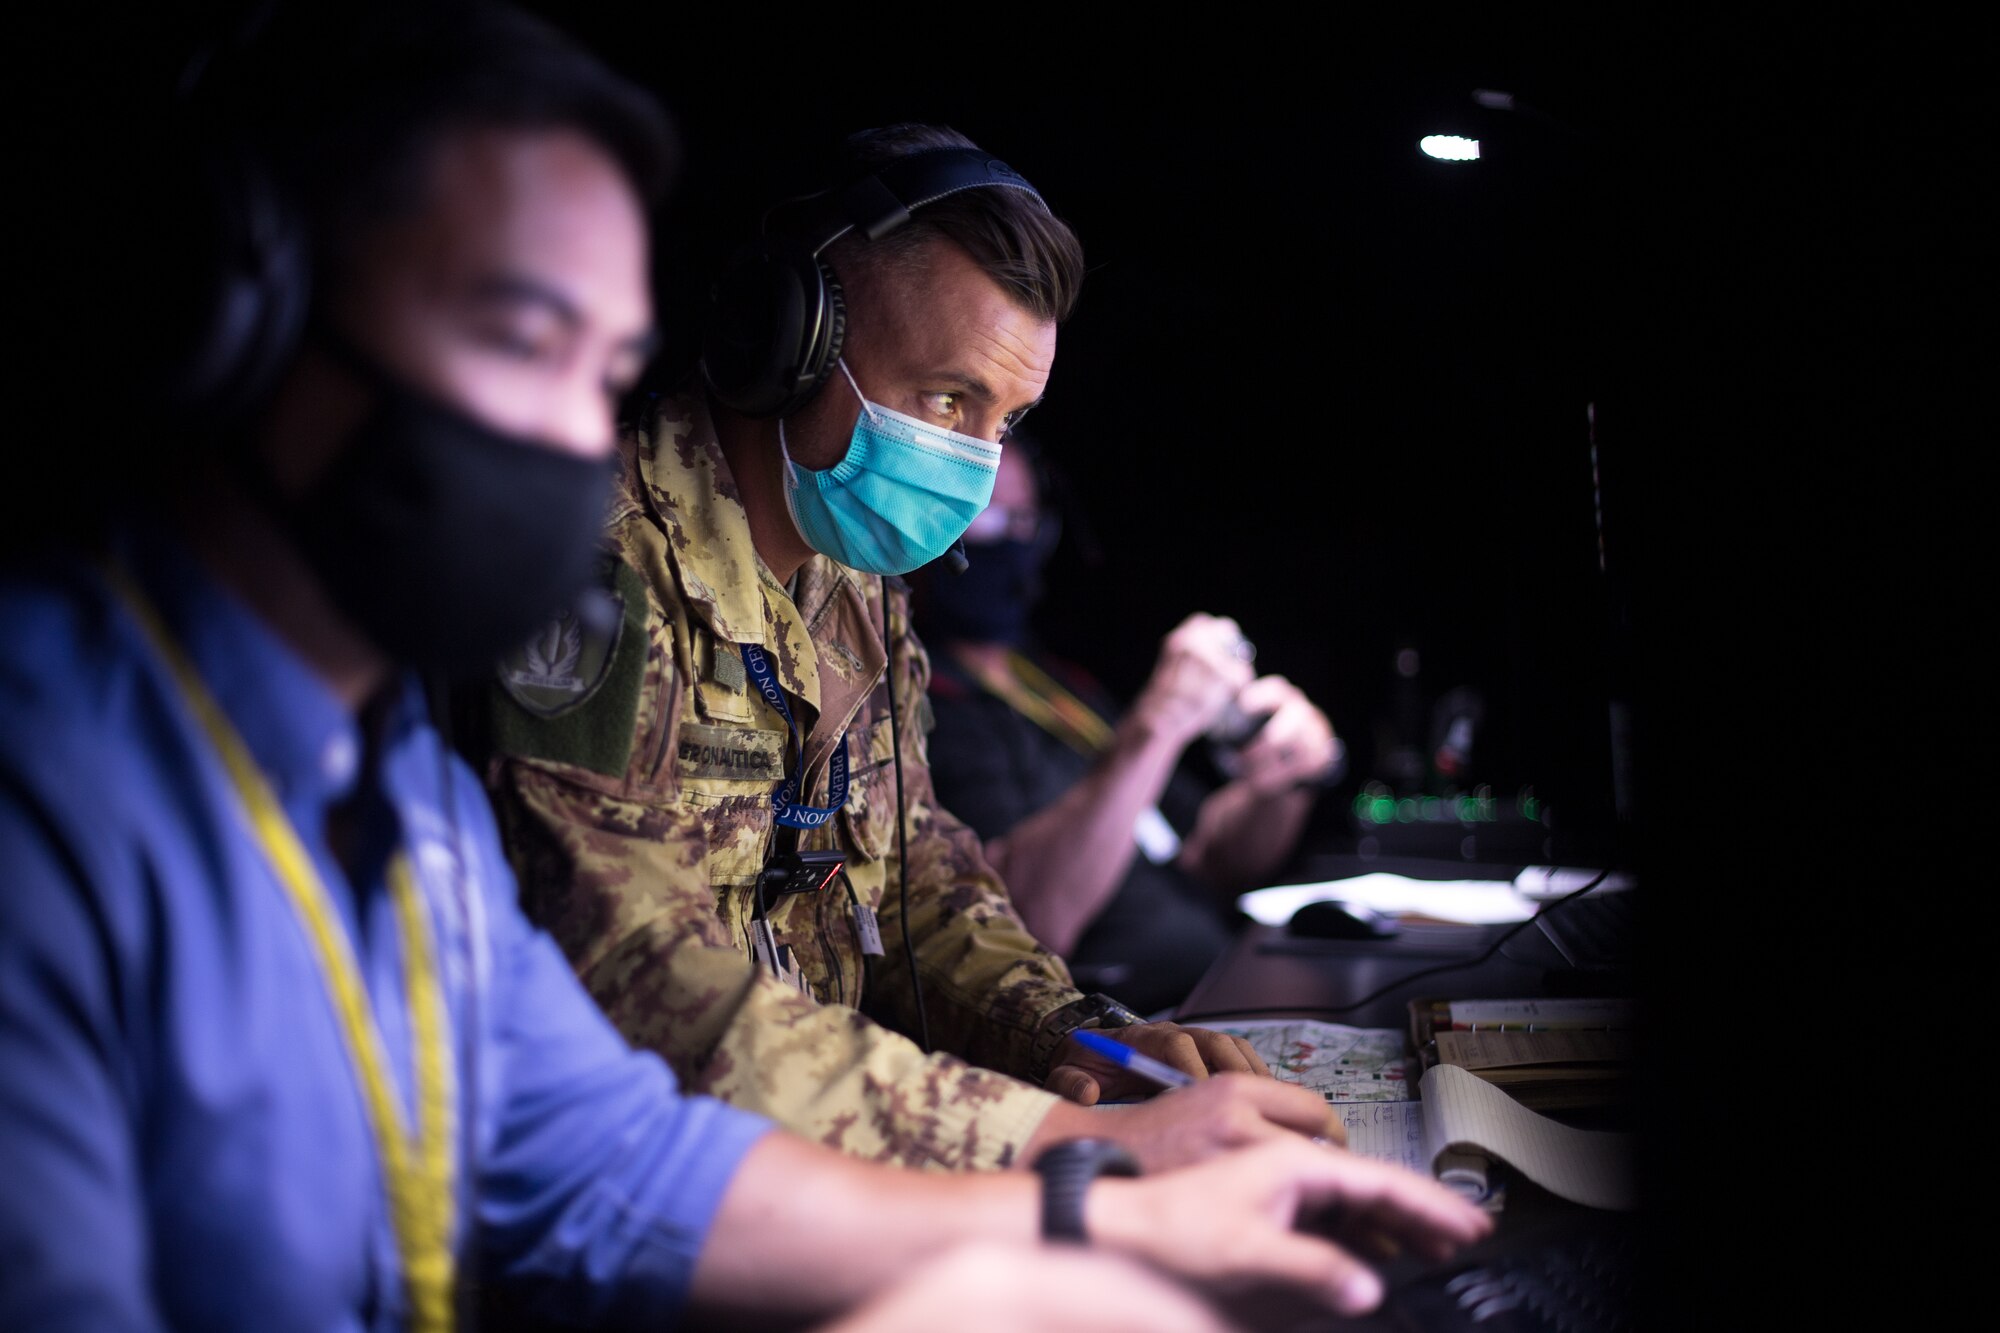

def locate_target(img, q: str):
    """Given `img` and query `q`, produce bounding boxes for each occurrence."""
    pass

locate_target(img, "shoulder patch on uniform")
[499,592,619,718]
[489,556,652,777]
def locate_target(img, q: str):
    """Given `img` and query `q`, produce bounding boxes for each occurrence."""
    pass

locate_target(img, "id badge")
[852,902,886,957]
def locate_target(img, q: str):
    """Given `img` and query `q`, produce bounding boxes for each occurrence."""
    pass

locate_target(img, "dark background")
[32,6,1978,1323]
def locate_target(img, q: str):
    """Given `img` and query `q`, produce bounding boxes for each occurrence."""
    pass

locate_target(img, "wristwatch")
[1031,991,1146,1078]
[1031,1138,1141,1243]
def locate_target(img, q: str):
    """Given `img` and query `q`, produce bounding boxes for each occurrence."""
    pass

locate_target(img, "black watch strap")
[1030,992,1146,1078]
[1032,1138,1141,1243]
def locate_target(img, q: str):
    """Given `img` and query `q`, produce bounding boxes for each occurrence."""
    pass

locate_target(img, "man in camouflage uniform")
[482,125,1340,1172]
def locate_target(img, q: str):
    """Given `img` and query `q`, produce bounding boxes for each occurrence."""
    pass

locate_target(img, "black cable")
[750,854,785,983]
[1174,865,1619,1024]
[881,576,930,1052]
[815,867,846,1007]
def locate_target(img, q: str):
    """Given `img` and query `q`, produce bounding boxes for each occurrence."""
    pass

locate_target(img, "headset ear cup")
[216,149,311,424]
[702,241,805,417]
[707,145,1050,420]
[156,138,311,428]
[701,247,849,420]
[802,259,847,401]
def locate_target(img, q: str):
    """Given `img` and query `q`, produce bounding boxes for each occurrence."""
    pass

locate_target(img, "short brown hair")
[824,124,1084,325]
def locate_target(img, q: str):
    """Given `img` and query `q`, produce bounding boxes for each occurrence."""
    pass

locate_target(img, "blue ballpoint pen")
[1070,1028,1194,1089]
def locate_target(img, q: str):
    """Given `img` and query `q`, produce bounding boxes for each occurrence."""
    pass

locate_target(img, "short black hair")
[197,0,676,275]
[8,1,676,559]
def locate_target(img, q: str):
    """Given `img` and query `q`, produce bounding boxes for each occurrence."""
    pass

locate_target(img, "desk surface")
[1172,903,1648,1330]
[1173,918,1610,1031]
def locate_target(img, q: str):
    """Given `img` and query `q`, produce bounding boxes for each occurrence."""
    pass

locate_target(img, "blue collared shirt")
[0,526,770,1331]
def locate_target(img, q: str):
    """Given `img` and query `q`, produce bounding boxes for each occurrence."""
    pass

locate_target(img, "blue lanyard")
[740,642,848,829]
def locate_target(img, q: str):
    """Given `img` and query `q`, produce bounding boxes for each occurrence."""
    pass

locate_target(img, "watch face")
[1089,994,1143,1027]
[1034,993,1144,1078]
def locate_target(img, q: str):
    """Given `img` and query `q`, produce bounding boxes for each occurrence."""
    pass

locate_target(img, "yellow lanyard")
[108,564,457,1332]
[952,646,1117,756]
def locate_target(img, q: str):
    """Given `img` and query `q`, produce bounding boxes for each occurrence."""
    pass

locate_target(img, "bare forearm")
[688,1134,1038,1327]
[986,715,1190,956]
[1178,780,1316,893]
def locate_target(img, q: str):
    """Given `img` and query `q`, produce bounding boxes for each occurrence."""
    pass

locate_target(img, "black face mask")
[270,331,614,676]
[921,537,1043,645]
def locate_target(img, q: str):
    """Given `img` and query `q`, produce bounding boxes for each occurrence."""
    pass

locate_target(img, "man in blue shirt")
[0,4,1489,1328]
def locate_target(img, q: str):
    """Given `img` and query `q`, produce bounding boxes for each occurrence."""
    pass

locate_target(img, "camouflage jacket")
[482,393,1084,1170]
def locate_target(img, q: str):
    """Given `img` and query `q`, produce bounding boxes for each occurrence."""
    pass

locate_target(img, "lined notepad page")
[1420,1064,1637,1211]
[1332,1100,1427,1174]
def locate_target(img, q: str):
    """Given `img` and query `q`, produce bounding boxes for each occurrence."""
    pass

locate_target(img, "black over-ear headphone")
[170,136,313,427]
[159,13,315,429]
[699,147,1047,420]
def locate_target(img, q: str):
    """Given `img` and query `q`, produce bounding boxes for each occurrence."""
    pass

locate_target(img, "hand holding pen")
[1072,1030,1345,1150]
[1043,1020,1271,1106]
[1070,1029,1196,1089]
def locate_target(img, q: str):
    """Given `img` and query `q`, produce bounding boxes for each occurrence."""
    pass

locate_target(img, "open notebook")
[1209,1019,1636,1211]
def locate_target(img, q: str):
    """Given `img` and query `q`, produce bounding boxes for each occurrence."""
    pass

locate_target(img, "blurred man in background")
[920,436,1344,1013]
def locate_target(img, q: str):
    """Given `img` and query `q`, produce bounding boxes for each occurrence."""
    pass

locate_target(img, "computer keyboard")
[1486,888,1639,995]
[1527,887,1638,973]
[1365,1209,1642,1332]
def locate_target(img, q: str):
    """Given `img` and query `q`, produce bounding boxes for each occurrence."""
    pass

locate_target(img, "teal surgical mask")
[780,360,1001,575]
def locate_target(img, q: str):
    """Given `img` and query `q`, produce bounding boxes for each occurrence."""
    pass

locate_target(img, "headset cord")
[753,813,804,982]
[816,869,848,1008]
[881,576,930,1053]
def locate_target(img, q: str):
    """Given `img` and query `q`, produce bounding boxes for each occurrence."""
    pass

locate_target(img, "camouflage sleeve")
[860,584,1090,1083]
[487,756,1061,1171]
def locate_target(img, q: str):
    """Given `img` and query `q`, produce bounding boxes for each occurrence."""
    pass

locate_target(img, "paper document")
[1513,865,1636,900]
[1208,1019,1416,1102]
[1237,872,1537,927]
[1444,997,1637,1031]
[1214,1017,1635,1210]
[1333,1099,1428,1175]
[1419,1064,1636,1211]
[1434,1028,1634,1070]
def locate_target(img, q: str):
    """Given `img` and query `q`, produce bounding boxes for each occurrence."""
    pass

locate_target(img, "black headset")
[698,147,1048,421]
[172,140,313,427]
[159,14,315,430]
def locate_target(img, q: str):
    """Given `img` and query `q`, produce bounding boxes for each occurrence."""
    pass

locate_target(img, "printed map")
[1209,1020,1416,1103]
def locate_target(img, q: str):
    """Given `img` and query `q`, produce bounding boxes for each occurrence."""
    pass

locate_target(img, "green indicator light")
[1371,798,1396,823]
[1397,798,1417,823]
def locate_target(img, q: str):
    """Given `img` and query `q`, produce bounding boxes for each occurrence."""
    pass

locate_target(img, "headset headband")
[700,144,1052,420]
[777,147,1050,254]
